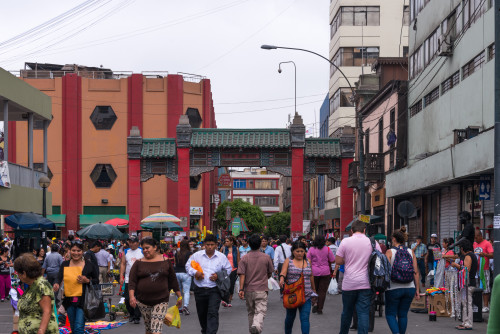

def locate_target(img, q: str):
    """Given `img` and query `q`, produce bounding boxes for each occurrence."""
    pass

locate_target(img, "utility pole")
[493,0,500,279]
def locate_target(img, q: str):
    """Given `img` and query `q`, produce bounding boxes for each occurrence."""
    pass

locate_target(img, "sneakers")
[312,305,317,313]
[0,299,4,303]
[128,317,134,323]
[482,307,490,313]
[221,301,228,307]
[183,307,190,315]
[317,310,323,315]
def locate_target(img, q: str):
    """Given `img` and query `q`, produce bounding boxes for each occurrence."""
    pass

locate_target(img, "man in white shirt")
[120,236,143,324]
[326,237,338,271]
[273,235,292,274]
[239,238,251,257]
[186,234,232,334]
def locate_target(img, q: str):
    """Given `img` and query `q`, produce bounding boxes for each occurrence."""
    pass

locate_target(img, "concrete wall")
[0,184,52,215]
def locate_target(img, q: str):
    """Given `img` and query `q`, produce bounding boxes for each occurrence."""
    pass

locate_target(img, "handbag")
[282,259,306,309]
[84,284,106,320]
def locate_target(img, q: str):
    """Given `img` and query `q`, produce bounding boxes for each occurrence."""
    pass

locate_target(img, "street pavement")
[0,291,489,333]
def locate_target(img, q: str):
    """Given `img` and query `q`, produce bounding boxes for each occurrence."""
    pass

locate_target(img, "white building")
[326,0,409,215]
[230,168,281,216]
[386,0,495,241]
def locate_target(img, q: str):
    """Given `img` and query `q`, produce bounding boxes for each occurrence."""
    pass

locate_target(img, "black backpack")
[368,237,391,292]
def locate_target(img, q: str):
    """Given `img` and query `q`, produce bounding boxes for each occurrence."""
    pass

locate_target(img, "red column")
[202,79,211,232]
[167,75,184,217]
[62,74,82,235]
[177,147,190,232]
[340,158,354,236]
[7,121,16,163]
[291,147,304,233]
[127,74,143,232]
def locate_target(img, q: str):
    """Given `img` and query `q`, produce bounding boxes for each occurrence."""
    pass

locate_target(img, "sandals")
[456,325,472,330]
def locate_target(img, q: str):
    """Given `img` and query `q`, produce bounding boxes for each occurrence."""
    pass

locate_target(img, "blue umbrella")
[5,213,56,230]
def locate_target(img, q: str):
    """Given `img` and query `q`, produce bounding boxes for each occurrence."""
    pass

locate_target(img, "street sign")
[479,175,491,200]
[212,194,220,203]
[218,174,232,189]
[359,214,370,223]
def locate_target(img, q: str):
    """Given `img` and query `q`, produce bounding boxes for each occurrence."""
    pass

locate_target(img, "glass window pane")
[341,7,354,25]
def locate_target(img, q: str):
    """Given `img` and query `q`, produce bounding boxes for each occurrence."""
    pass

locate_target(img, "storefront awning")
[79,214,129,226]
[47,214,66,227]
[324,208,340,220]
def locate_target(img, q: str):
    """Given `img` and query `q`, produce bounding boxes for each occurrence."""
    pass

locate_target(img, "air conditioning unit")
[438,34,454,57]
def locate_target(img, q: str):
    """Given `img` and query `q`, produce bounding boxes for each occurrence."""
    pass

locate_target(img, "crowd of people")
[0,209,496,334]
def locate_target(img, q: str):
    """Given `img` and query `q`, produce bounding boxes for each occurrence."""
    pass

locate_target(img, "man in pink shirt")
[473,230,494,312]
[335,220,381,334]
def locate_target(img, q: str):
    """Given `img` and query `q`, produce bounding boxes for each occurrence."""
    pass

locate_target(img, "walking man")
[94,241,111,283]
[411,236,427,286]
[238,234,274,334]
[260,237,274,261]
[273,235,292,275]
[336,220,381,334]
[42,243,63,286]
[186,234,232,334]
[120,236,143,324]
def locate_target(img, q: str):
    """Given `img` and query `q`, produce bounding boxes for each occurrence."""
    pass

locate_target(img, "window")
[403,47,409,57]
[409,46,424,79]
[410,0,432,22]
[441,71,460,95]
[255,180,277,190]
[423,87,439,107]
[90,106,117,130]
[403,6,410,26]
[52,206,61,214]
[233,179,247,189]
[254,196,277,206]
[90,164,117,188]
[186,108,202,128]
[462,52,485,79]
[488,44,495,61]
[331,6,380,37]
[332,47,380,72]
[390,108,396,132]
[378,118,383,153]
[330,88,354,114]
[410,100,423,117]
[463,0,487,29]
[33,163,53,180]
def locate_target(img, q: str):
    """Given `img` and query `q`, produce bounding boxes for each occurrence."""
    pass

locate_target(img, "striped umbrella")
[141,212,182,237]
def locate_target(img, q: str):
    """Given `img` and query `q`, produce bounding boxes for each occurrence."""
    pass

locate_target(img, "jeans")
[417,259,426,284]
[385,288,415,334]
[66,305,85,334]
[284,298,311,334]
[176,272,192,308]
[124,283,141,320]
[194,286,221,334]
[339,289,372,334]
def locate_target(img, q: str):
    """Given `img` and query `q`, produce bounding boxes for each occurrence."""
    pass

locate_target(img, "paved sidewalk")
[0,292,489,333]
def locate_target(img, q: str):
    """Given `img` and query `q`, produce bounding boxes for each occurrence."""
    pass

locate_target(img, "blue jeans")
[417,259,426,284]
[339,289,372,334]
[385,288,416,334]
[176,272,192,308]
[66,305,85,334]
[285,298,311,334]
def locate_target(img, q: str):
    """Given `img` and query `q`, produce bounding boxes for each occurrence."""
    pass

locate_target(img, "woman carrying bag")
[279,241,317,334]
[220,236,240,307]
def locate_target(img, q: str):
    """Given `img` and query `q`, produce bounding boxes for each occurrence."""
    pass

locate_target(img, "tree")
[214,199,266,233]
[265,212,290,237]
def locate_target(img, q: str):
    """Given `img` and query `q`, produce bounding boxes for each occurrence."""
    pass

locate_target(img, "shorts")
[477,269,491,294]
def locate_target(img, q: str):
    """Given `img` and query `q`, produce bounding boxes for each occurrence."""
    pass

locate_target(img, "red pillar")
[127,74,143,232]
[291,147,304,233]
[202,79,211,232]
[177,147,190,232]
[167,75,184,217]
[340,158,354,236]
[62,74,82,236]
[7,121,16,163]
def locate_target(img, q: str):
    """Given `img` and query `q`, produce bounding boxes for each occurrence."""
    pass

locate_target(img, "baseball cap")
[128,236,139,242]
[431,233,438,238]
[107,245,114,249]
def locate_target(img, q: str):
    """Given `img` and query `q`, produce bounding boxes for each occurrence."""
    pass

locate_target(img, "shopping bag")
[234,277,240,294]
[163,305,181,329]
[83,285,105,320]
[268,277,280,291]
[327,278,338,295]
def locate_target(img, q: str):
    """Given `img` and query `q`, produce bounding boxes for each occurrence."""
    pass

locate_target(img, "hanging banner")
[0,121,4,161]
[0,160,10,188]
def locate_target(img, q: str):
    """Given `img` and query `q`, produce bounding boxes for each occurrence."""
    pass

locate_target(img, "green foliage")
[265,212,290,237]
[214,199,266,233]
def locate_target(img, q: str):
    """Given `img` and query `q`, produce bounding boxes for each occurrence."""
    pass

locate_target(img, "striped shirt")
[186,250,232,288]
[286,259,313,299]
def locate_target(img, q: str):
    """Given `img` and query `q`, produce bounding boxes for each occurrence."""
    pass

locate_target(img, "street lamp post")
[38,176,51,218]
[278,61,297,114]
[261,44,366,214]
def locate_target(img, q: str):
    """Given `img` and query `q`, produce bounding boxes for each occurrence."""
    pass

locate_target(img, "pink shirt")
[307,246,335,276]
[336,233,381,291]
[473,240,493,270]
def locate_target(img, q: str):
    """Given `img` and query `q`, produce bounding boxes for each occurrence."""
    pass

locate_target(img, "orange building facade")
[11,66,216,235]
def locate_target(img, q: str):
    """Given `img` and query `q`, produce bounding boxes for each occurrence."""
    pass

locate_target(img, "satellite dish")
[398,201,415,218]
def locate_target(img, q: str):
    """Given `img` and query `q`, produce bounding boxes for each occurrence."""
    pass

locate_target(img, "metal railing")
[7,162,47,189]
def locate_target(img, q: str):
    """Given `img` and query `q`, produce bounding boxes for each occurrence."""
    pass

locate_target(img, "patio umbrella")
[77,222,124,240]
[141,212,182,237]
[140,221,183,232]
[5,213,56,230]
[104,218,128,227]
[344,215,382,232]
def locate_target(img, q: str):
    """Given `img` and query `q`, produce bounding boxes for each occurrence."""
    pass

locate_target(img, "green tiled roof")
[191,129,290,148]
[305,138,341,158]
[141,139,176,158]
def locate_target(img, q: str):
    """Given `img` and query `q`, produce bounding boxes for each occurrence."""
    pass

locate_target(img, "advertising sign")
[0,161,10,188]
[359,214,370,223]
[190,207,203,216]
[218,174,232,189]
[479,175,491,200]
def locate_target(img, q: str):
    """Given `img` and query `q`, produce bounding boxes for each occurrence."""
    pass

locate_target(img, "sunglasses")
[71,240,83,245]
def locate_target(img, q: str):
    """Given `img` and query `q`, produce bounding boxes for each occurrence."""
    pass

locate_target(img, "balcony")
[347,161,359,188]
[8,163,48,189]
[365,153,384,182]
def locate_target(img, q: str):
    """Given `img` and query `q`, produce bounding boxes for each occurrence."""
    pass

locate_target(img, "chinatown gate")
[127,113,354,233]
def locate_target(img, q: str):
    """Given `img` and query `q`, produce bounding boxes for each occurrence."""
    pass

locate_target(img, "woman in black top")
[53,240,98,334]
[451,240,477,330]
[175,240,193,315]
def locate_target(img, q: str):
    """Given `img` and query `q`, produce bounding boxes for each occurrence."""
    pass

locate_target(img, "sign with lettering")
[359,214,370,223]
[190,207,203,216]
[218,174,232,189]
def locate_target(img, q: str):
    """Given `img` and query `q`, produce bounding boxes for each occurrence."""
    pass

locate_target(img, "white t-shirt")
[328,244,338,270]
[125,248,144,283]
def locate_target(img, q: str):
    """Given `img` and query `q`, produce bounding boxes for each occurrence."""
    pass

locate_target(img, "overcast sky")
[0,0,329,133]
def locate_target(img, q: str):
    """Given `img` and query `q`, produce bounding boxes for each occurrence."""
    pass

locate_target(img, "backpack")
[368,237,391,292]
[391,246,415,283]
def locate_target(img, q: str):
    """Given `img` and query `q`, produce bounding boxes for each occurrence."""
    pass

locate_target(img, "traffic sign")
[479,175,491,200]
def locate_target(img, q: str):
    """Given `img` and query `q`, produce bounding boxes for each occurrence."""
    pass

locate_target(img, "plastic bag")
[191,261,203,274]
[268,277,280,291]
[327,278,338,295]
[234,277,240,294]
[84,284,105,320]
[164,305,181,329]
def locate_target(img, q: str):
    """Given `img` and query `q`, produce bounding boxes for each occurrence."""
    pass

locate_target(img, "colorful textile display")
[85,321,128,330]
[425,287,448,296]
[478,256,487,290]
[59,326,102,334]
[458,267,469,290]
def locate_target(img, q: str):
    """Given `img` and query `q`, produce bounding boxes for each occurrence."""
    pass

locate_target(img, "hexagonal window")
[33,163,53,180]
[90,164,117,188]
[186,108,202,128]
[90,106,117,130]
[190,176,201,189]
